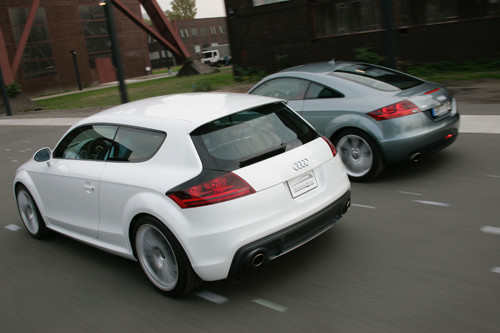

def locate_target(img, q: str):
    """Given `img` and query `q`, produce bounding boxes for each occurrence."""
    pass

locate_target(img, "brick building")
[0,0,150,96]
[173,17,229,59]
[148,17,229,69]
[223,0,500,72]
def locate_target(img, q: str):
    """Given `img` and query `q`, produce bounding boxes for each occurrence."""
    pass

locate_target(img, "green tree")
[165,0,197,20]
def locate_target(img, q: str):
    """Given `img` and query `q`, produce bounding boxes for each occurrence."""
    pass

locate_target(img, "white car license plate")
[432,101,451,117]
[287,170,318,198]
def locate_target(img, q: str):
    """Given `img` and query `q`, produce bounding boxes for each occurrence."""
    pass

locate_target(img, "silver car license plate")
[287,170,318,198]
[432,101,451,117]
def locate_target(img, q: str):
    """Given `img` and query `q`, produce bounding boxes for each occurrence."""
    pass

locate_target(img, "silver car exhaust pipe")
[409,152,422,163]
[246,248,267,268]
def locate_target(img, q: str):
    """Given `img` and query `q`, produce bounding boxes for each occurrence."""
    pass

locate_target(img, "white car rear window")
[191,102,318,170]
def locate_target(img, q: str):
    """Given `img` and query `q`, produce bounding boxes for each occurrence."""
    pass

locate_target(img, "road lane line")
[414,200,451,207]
[351,204,376,209]
[491,267,500,274]
[194,290,229,304]
[480,226,500,235]
[5,224,21,231]
[253,298,288,312]
[487,175,500,178]
[399,191,423,196]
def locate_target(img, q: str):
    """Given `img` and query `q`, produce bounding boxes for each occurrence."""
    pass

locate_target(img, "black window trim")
[53,123,167,163]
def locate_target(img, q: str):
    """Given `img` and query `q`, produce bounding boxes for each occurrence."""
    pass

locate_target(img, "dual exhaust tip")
[246,248,267,268]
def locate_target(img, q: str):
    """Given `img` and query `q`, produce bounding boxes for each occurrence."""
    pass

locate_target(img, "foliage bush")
[354,45,383,64]
[233,66,268,82]
[7,81,22,97]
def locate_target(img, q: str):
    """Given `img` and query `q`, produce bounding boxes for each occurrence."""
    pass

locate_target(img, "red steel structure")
[0,0,189,86]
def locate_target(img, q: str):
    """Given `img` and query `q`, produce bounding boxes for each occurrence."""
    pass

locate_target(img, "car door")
[29,125,117,238]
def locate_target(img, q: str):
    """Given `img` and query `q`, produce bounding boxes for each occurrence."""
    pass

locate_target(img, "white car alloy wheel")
[15,185,49,239]
[135,223,179,291]
[17,190,39,234]
[133,216,201,296]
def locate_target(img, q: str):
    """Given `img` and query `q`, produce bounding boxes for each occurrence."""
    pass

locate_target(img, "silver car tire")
[334,130,385,181]
[134,217,201,296]
[15,184,50,239]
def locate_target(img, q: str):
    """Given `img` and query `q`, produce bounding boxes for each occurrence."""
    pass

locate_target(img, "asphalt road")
[1,105,499,332]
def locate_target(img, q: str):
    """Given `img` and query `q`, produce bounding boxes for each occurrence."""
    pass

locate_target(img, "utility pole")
[100,0,129,104]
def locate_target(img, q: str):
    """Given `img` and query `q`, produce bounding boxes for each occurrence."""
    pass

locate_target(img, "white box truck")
[201,45,232,66]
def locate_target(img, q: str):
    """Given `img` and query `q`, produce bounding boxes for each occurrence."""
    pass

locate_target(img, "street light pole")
[70,50,83,91]
[0,64,12,116]
[100,0,128,104]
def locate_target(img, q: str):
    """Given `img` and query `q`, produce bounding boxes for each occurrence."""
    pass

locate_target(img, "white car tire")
[15,184,50,239]
[134,216,201,296]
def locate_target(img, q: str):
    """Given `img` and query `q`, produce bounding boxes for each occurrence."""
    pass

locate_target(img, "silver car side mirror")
[34,147,52,164]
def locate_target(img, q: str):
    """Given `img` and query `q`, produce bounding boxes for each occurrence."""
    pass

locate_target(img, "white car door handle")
[83,183,95,192]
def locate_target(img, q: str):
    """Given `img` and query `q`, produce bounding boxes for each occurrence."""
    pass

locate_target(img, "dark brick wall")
[224,0,500,73]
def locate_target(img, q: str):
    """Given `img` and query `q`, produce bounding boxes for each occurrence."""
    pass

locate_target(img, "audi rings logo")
[293,158,310,171]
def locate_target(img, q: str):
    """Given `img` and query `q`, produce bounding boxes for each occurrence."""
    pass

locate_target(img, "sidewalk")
[30,71,176,101]
[1,102,499,134]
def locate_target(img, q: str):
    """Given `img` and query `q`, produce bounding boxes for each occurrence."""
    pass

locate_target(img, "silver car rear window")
[191,102,319,170]
[330,64,422,91]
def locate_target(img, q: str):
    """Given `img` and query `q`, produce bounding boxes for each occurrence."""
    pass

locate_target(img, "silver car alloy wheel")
[336,134,373,178]
[135,224,178,291]
[17,189,40,235]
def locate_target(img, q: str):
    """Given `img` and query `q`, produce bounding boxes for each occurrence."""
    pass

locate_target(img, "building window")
[219,25,225,34]
[313,0,382,37]
[79,5,111,68]
[200,27,208,35]
[398,0,459,26]
[191,28,198,36]
[210,26,217,34]
[180,29,189,38]
[8,7,56,79]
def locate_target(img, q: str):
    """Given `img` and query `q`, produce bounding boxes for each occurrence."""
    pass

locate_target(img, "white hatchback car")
[14,93,351,296]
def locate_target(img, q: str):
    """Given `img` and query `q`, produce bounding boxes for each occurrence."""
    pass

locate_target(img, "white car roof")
[75,93,281,132]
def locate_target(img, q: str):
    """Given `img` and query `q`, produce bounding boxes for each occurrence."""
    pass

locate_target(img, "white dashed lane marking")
[351,204,376,209]
[253,298,288,312]
[5,224,21,231]
[398,191,423,196]
[480,226,500,235]
[413,200,451,207]
[491,267,500,274]
[194,290,229,304]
